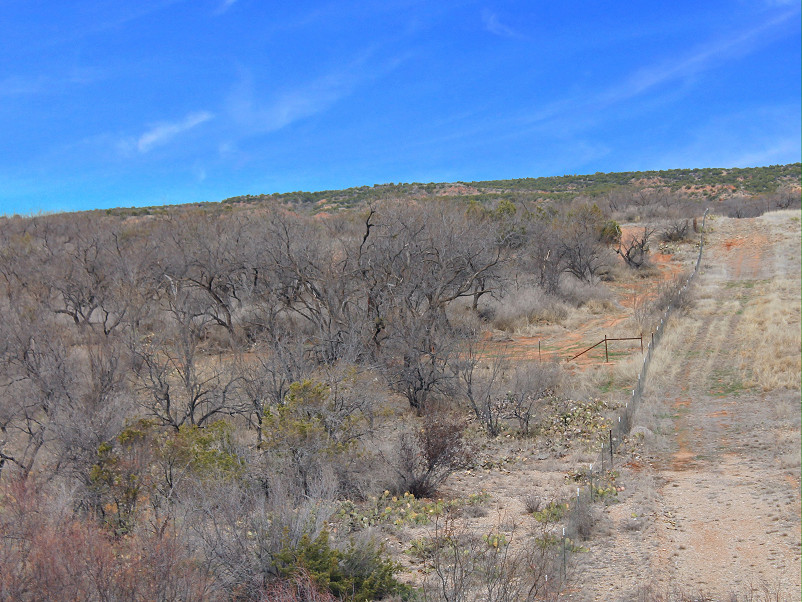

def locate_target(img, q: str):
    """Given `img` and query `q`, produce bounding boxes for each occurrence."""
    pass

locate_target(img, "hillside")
[0,165,799,600]
[96,163,801,218]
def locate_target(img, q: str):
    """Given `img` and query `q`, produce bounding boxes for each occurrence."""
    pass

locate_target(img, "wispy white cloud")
[656,105,801,169]
[508,7,799,136]
[601,8,798,105]
[214,0,239,15]
[0,68,103,97]
[226,51,405,136]
[227,74,347,134]
[121,111,214,154]
[424,6,800,176]
[481,9,524,39]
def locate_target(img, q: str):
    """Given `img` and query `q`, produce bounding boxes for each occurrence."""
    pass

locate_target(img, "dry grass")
[734,277,801,391]
[414,212,800,598]
[566,351,642,399]
[480,284,570,332]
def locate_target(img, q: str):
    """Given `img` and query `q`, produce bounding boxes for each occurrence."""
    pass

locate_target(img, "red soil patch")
[671,449,696,471]
[720,233,770,279]
[624,459,645,472]
[480,248,684,369]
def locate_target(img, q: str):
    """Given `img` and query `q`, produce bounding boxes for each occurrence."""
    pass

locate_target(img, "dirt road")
[573,211,801,600]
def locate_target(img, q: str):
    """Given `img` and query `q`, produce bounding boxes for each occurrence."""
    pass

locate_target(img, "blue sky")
[1,0,800,214]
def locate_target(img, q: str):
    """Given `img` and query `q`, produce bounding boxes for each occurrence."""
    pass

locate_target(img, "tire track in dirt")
[658,311,712,390]
[670,307,743,472]
[571,213,801,600]
[647,215,801,597]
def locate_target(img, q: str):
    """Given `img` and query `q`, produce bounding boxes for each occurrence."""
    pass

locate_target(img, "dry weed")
[482,285,570,332]
[567,352,642,399]
[734,278,801,391]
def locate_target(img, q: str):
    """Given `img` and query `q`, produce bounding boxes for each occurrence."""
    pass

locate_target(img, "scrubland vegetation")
[0,165,799,600]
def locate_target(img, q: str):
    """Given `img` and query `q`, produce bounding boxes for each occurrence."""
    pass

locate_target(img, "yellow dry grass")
[735,277,801,391]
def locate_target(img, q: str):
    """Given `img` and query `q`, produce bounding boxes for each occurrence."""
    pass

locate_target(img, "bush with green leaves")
[89,419,243,533]
[261,377,376,496]
[531,500,569,524]
[274,530,414,602]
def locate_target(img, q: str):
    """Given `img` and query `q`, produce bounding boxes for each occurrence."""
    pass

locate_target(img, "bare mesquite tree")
[524,217,565,295]
[254,210,370,364]
[452,339,507,436]
[130,283,243,430]
[558,203,611,284]
[363,202,508,411]
[0,194,622,597]
[232,333,311,445]
[159,212,254,338]
[615,227,655,269]
[394,408,472,497]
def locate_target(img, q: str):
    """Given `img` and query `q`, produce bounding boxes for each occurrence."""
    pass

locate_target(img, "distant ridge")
[96,163,800,218]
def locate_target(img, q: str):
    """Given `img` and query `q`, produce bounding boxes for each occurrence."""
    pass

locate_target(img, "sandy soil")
[384,211,800,600]
[570,211,801,600]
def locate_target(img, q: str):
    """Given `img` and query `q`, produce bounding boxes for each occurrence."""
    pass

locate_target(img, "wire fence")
[559,208,710,580]
[567,334,644,363]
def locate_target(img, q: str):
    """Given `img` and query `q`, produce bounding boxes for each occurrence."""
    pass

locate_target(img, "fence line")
[567,334,644,363]
[612,207,708,450]
[560,208,710,579]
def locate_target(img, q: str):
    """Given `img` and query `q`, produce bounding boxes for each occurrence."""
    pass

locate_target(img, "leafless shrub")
[561,231,609,284]
[633,580,789,602]
[423,510,563,601]
[393,409,472,497]
[566,493,595,541]
[522,494,543,514]
[130,289,244,430]
[771,188,801,210]
[713,193,800,219]
[652,270,694,316]
[526,219,565,295]
[616,227,656,269]
[605,188,702,222]
[0,477,212,601]
[660,219,690,242]
[453,343,506,437]
[505,361,561,436]
[383,314,462,415]
[186,462,337,598]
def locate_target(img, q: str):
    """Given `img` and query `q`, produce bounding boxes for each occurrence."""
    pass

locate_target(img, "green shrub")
[89,419,244,534]
[599,219,621,244]
[531,500,568,523]
[275,530,413,601]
